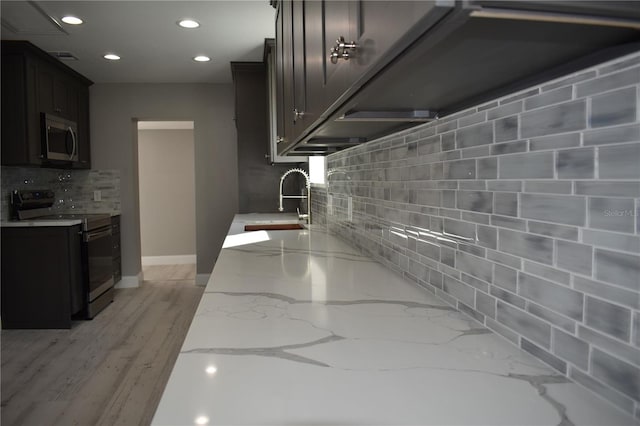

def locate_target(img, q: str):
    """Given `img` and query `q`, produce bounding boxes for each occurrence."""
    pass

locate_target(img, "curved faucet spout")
[279,168,311,224]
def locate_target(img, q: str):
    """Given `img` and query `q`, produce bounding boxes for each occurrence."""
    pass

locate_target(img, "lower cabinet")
[1,225,83,329]
[112,215,122,285]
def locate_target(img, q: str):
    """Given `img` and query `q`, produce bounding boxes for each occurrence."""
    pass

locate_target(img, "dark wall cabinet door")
[37,63,82,122]
[280,0,296,147]
[74,84,91,169]
[304,0,351,125]
[1,52,43,166]
[276,0,314,152]
[275,2,287,148]
[1,225,83,329]
[347,1,451,84]
[290,0,309,142]
[1,41,92,168]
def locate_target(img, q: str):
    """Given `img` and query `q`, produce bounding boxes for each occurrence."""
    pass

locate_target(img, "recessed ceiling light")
[103,53,121,61]
[61,16,83,25]
[194,416,209,425]
[178,19,199,29]
[193,55,210,62]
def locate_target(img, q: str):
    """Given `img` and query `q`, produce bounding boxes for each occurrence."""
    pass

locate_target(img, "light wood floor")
[1,264,203,426]
[142,264,196,282]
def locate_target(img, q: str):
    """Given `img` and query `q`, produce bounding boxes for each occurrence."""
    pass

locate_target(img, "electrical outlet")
[347,196,353,222]
[93,190,102,202]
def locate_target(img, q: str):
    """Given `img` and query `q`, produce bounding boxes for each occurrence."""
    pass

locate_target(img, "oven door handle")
[84,228,112,242]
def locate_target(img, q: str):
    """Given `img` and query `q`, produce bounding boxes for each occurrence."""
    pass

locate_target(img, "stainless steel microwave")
[41,113,79,162]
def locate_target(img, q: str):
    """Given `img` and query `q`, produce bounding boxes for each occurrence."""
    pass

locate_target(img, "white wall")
[138,128,196,258]
[90,83,238,282]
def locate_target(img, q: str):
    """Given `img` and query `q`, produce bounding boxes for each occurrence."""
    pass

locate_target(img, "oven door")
[84,225,114,317]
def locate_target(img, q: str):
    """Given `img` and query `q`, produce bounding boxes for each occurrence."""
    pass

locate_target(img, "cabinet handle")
[293,108,305,122]
[329,36,357,64]
[276,136,284,144]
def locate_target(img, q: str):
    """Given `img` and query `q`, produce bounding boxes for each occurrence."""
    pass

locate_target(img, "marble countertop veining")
[151,213,637,426]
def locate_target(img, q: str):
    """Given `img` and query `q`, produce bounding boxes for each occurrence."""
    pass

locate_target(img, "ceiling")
[1,0,276,84]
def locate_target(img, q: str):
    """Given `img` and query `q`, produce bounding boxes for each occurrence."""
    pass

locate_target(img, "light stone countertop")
[151,213,637,426]
[1,211,120,227]
[1,219,83,227]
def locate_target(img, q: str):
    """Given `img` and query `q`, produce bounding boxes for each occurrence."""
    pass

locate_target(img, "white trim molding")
[141,255,197,266]
[116,272,142,288]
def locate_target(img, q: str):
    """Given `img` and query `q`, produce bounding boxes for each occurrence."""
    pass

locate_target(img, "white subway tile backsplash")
[520,100,587,138]
[315,51,640,415]
[499,151,555,179]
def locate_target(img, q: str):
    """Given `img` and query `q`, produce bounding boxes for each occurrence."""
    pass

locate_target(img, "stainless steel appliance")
[41,113,79,163]
[10,189,115,318]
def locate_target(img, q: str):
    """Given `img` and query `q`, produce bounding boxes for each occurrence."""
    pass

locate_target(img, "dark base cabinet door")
[1,226,83,329]
[111,215,122,285]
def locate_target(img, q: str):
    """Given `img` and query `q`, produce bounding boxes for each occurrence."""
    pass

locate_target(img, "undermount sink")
[244,223,305,232]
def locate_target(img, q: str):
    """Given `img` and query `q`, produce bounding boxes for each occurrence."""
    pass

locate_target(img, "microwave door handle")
[68,127,77,161]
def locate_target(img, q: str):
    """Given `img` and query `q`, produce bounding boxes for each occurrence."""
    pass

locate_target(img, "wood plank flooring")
[1,264,203,426]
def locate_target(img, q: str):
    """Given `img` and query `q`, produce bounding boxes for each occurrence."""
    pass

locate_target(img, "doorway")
[136,121,196,281]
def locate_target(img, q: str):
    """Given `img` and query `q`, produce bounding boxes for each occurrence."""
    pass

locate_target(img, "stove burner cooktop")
[11,189,112,232]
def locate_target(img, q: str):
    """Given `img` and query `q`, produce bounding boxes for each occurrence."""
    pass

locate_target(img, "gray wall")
[90,83,237,280]
[138,129,196,257]
[313,51,640,417]
[233,63,306,213]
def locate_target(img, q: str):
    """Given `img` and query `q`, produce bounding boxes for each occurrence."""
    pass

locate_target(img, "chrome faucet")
[278,168,311,224]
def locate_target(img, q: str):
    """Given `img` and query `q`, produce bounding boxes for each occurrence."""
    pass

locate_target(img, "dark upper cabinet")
[301,0,357,134]
[1,41,93,168]
[277,0,455,155]
[1,49,42,166]
[275,2,287,147]
[276,0,315,152]
[75,84,91,168]
[274,0,640,156]
[280,0,296,145]
[315,1,352,116]
[346,1,452,84]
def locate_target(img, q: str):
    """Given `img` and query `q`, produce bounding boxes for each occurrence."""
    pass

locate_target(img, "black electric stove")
[10,189,115,318]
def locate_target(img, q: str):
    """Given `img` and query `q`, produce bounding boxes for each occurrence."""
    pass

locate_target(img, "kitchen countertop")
[1,211,120,228]
[1,219,83,227]
[152,213,637,426]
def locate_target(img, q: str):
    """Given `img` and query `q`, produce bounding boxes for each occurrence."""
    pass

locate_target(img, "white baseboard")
[196,274,210,287]
[116,273,142,289]
[141,255,197,266]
